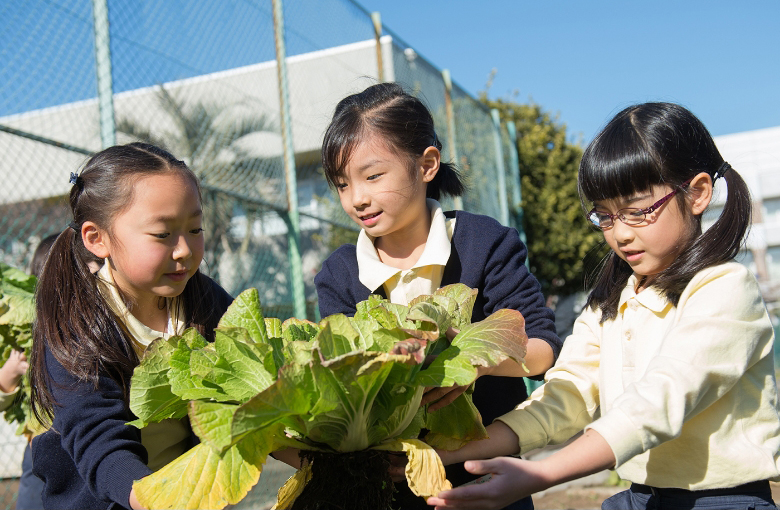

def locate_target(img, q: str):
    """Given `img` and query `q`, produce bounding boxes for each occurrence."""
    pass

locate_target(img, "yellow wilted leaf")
[272,463,312,509]
[374,438,451,500]
[134,431,269,510]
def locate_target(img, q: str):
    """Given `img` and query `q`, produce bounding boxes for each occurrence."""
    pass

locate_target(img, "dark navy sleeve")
[314,244,366,318]
[481,224,562,360]
[40,347,151,508]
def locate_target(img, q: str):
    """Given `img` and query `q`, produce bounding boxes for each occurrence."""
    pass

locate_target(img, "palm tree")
[117,85,289,294]
[117,85,284,255]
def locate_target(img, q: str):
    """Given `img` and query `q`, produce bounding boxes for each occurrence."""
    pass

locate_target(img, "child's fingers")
[463,459,495,476]
[426,385,468,412]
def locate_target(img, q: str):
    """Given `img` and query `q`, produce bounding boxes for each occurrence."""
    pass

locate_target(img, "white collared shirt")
[96,261,190,472]
[356,199,456,305]
[96,261,184,357]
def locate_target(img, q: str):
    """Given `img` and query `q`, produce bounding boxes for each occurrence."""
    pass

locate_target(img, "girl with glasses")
[427,102,779,510]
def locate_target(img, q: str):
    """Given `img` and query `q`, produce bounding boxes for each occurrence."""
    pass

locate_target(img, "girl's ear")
[688,171,713,216]
[81,221,111,259]
[420,146,440,183]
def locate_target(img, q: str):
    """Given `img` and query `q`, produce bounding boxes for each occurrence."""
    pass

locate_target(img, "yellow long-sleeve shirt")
[497,262,780,489]
[0,387,19,413]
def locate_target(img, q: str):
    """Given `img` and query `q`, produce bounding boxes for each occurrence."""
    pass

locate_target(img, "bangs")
[321,114,365,188]
[578,119,665,204]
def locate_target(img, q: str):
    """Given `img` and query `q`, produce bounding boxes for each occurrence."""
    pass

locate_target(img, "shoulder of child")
[447,210,510,236]
[689,261,753,287]
[684,262,760,303]
[320,243,358,270]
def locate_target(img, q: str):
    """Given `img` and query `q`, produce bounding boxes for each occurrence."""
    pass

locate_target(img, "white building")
[713,126,780,315]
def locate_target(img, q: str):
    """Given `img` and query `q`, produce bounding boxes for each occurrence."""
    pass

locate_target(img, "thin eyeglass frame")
[587,177,694,230]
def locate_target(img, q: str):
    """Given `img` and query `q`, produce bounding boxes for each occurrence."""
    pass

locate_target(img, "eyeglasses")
[587,178,693,230]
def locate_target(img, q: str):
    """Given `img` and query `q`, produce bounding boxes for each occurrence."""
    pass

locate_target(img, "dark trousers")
[601,481,777,510]
[16,444,44,510]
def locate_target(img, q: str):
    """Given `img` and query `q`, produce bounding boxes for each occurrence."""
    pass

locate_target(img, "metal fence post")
[371,12,384,82]
[91,0,116,148]
[272,0,307,319]
[506,121,527,246]
[442,69,463,210]
[490,109,509,226]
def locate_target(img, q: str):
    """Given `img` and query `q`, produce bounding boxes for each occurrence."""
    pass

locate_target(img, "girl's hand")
[129,487,147,510]
[0,350,29,393]
[422,365,491,412]
[388,452,407,482]
[271,447,302,469]
[426,457,549,509]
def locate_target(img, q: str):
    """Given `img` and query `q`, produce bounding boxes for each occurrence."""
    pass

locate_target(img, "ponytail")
[427,162,465,200]
[30,228,138,425]
[651,164,751,305]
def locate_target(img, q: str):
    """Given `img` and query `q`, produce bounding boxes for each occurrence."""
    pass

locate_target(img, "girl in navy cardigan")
[29,143,232,510]
[313,82,562,510]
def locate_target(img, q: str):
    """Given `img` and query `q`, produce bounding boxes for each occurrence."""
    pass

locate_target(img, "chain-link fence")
[0,0,525,507]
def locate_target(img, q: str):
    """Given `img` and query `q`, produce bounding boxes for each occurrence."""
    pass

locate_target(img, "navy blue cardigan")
[32,277,233,510]
[315,210,561,419]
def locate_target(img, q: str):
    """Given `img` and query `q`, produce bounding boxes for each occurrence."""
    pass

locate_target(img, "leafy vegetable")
[130,284,527,509]
[0,263,37,435]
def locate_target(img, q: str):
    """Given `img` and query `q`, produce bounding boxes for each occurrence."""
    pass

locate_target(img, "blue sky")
[359,0,780,143]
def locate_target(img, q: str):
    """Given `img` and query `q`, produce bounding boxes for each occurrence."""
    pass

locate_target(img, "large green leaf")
[315,314,360,359]
[304,350,416,452]
[211,328,275,402]
[134,427,277,510]
[230,362,316,444]
[217,289,268,343]
[129,338,188,428]
[416,308,527,388]
[168,331,228,401]
[423,392,487,449]
[188,400,238,452]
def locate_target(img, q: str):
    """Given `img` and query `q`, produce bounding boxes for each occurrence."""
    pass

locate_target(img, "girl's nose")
[173,236,192,260]
[610,220,634,244]
[351,186,370,208]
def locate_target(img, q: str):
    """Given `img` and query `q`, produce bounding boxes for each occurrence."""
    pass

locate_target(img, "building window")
[766,246,780,281]
[764,197,780,224]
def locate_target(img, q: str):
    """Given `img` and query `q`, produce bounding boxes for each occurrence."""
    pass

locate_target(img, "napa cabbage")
[0,263,37,435]
[129,283,527,509]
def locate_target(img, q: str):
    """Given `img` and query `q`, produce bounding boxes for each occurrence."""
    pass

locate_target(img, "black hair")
[30,142,225,424]
[321,82,464,201]
[578,102,751,321]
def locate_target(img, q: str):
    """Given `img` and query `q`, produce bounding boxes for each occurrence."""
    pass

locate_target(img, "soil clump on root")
[289,449,395,510]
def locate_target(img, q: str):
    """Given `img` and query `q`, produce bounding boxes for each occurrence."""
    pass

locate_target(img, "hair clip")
[715,161,731,181]
[432,131,441,150]
[69,172,79,185]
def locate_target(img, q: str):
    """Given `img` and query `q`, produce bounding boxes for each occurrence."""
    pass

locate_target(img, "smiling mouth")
[359,212,381,221]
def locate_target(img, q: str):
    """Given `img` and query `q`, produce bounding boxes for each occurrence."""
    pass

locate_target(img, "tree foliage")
[481,96,603,296]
